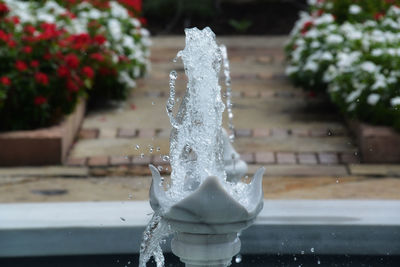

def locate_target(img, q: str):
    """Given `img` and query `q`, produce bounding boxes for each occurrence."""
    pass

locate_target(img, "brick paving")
[64,36,362,177]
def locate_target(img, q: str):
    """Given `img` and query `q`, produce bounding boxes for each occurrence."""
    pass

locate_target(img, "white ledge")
[0,200,399,257]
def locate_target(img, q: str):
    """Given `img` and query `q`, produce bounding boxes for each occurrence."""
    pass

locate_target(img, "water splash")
[138,213,173,267]
[167,27,226,201]
[220,45,236,142]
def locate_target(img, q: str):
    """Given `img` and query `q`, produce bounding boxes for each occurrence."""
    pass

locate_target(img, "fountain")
[139,27,264,267]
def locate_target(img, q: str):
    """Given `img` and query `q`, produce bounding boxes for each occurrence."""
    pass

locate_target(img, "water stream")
[139,27,245,267]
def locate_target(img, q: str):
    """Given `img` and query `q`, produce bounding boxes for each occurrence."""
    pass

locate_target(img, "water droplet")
[310,247,314,253]
[128,193,133,199]
[140,153,144,158]
[128,261,131,265]
[336,178,339,183]
[317,259,321,264]
[156,147,161,152]
[157,166,163,171]
[162,155,170,162]
[294,257,297,261]
[301,250,304,255]
[120,217,126,221]
[169,70,177,80]
[235,254,242,263]
[152,101,155,105]
[135,144,140,150]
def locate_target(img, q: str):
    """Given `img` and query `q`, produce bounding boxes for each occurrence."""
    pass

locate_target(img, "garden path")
[69,36,359,175]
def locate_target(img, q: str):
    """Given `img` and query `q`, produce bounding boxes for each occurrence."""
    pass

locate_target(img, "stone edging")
[346,119,400,163]
[1,200,399,257]
[0,101,86,166]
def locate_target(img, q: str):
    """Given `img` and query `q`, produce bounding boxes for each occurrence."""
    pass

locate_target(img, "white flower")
[326,34,344,44]
[346,89,362,103]
[118,71,136,88]
[371,74,387,90]
[360,61,377,73]
[367,94,380,105]
[88,9,102,19]
[123,35,136,49]
[305,29,319,39]
[108,19,122,41]
[110,1,129,19]
[391,97,400,106]
[315,14,335,25]
[304,60,318,72]
[311,41,320,49]
[349,5,362,15]
[285,65,299,76]
[37,12,56,23]
[321,52,333,61]
[337,52,361,70]
[372,49,384,57]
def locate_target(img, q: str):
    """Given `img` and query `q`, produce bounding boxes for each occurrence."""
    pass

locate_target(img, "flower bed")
[0,0,150,131]
[0,0,149,165]
[285,0,400,132]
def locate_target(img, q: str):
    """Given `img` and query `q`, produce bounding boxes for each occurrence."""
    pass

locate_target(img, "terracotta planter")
[346,119,400,163]
[0,100,86,166]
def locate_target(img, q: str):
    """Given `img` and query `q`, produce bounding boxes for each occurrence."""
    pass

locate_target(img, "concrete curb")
[0,200,399,257]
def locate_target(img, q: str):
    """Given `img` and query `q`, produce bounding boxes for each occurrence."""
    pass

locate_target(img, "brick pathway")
[67,36,359,177]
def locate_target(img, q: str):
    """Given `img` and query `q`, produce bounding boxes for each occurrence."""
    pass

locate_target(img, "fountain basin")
[1,200,399,258]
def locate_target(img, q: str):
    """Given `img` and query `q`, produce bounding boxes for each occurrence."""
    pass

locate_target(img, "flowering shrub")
[286,0,400,130]
[0,0,150,130]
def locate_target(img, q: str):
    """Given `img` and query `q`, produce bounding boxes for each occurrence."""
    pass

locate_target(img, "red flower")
[119,0,142,12]
[139,17,147,25]
[23,46,32,54]
[11,16,20,24]
[374,12,384,20]
[0,3,9,15]
[35,72,49,85]
[65,53,80,68]
[0,30,10,42]
[69,33,91,50]
[24,25,36,35]
[301,21,313,35]
[57,65,70,77]
[30,60,39,67]
[82,66,94,78]
[66,79,79,92]
[7,40,16,48]
[15,61,27,71]
[34,96,47,106]
[90,53,104,62]
[94,34,106,45]
[0,76,11,86]
[61,11,76,19]
[43,53,52,60]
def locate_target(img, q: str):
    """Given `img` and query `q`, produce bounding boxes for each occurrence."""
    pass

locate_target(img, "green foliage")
[228,19,253,33]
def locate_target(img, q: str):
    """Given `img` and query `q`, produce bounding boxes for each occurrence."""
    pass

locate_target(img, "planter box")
[347,119,400,163]
[0,100,86,166]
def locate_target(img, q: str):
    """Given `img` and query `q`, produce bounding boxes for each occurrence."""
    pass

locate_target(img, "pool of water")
[1,254,399,267]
